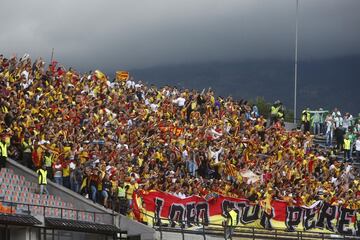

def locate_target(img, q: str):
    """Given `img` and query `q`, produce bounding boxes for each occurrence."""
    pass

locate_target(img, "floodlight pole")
[50,48,54,63]
[293,0,299,124]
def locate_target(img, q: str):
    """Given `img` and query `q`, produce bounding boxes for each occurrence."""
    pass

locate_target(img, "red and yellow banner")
[133,191,359,236]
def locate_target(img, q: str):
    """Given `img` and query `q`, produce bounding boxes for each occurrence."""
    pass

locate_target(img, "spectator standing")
[343,135,351,162]
[318,108,326,134]
[70,162,82,193]
[21,137,33,169]
[80,169,90,197]
[335,127,345,151]
[342,113,353,132]
[101,174,113,208]
[334,112,343,129]
[325,114,334,146]
[125,178,138,210]
[53,160,63,186]
[117,181,127,214]
[301,108,311,133]
[312,110,322,135]
[355,136,360,163]
[43,150,54,180]
[62,161,71,189]
[88,169,100,203]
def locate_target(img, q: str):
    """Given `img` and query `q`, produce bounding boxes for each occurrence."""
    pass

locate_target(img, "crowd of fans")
[0,54,360,219]
[300,108,360,162]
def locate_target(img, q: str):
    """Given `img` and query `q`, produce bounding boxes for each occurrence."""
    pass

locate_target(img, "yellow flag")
[94,70,107,81]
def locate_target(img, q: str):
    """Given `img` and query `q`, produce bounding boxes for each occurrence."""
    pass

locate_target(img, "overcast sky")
[1,0,359,71]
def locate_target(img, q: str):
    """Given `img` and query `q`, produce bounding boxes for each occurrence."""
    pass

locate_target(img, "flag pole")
[293,0,299,124]
[50,48,54,63]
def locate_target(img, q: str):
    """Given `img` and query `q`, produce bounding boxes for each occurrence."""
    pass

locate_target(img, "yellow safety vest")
[0,142,8,158]
[344,139,351,150]
[44,155,53,167]
[278,111,284,118]
[302,111,311,122]
[22,141,32,153]
[117,186,126,198]
[37,169,47,185]
[271,106,280,116]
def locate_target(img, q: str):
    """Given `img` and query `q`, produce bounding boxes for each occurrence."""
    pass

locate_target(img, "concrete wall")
[7,158,155,240]
[119,214,156,240]
[284,122,297,131]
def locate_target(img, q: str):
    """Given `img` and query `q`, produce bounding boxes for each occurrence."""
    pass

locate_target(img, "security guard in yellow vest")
[343,136,351,162]
[117,181,128,215]
[271,105,279,114]
[43,151,54,180]
[0,134,9,169]
[37,165,49,195]
[301,108,311,133]
[270,100,284,125]
[22,138,33,168]
[270,105,280,121]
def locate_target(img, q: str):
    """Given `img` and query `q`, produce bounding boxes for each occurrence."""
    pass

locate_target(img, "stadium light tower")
[293,0,299,124]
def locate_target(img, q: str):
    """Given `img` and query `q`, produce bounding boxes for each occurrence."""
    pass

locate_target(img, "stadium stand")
[0,54,359,239]
[0,167,106,222]
[0,158,155,240]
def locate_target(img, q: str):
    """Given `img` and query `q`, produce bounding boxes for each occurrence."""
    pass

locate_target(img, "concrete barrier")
[284,122,297,131]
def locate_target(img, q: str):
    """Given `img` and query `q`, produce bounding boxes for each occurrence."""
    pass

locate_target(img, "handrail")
[133,208,235,240]
[0,199,116,225]
[0,199,113,215]
[132,208,359,240]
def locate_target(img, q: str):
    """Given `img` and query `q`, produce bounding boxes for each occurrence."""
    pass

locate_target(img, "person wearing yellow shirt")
[125,178,138,211]
[153,150,164,162]
[260,188,274,230]
[62,162,71,189]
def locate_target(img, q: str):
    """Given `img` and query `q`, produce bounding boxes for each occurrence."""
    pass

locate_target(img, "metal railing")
[132,208,360,240]
[0,199,116,225]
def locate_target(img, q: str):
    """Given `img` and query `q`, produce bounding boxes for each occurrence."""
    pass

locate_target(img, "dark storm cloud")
[1,0,359,70]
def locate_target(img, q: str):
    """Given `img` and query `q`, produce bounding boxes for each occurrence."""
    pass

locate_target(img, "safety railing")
[0,199,116,225]
[133,208,360,240]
